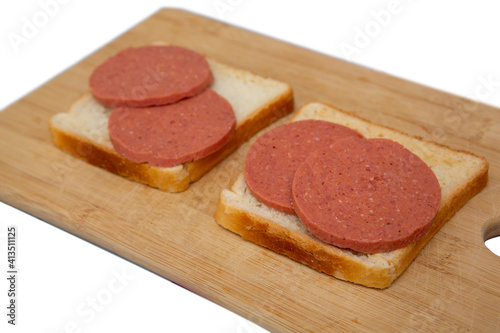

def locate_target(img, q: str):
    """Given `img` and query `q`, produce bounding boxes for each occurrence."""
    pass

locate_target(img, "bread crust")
[215,103,489,288]
[49,73,293,192]
[293,102,489,161]
[50,118,190,191]
[185,89,293,184]
[216,192,397,288]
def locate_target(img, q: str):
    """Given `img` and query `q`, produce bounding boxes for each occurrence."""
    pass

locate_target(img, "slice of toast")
[215,102,489,288]
[50,57,294,192]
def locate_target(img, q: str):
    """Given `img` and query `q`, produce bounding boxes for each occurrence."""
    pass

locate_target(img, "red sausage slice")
[244,120,363,215]
[108,89,236,167]
[292,137,441,253]
[90,45,213,108]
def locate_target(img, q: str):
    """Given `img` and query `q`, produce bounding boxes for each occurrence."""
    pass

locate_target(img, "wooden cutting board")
[1,8,499,332]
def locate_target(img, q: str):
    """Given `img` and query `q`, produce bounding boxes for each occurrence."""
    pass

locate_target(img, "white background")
[1,1,500,332]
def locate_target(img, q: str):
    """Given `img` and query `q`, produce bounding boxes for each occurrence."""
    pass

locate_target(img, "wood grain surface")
[1,9,499,332]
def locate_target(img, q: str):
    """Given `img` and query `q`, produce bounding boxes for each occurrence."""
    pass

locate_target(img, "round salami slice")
[108,89,236,167]
[244,120,363,215]
[90,45,213,108]
[292,137,441,253]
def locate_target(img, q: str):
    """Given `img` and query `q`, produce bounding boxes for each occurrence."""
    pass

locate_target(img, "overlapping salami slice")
[90,45,213,108]
[292,137,441,253]
[244,120,363,215]
[108,89,236,167]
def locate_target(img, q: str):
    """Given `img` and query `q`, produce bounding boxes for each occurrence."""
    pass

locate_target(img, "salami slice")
[90,45,213,108]
[108,89,236,167]
[244,120,363,215]
[292,137,441,253]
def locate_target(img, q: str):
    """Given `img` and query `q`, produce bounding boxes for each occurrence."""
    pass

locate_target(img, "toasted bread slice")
[215,102,489,288]
[50,58,293,192]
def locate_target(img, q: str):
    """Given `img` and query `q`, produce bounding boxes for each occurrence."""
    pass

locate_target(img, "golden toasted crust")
[49,57,294,192]
[216,192,397,288]
[50,116,190,191]
[184,88,294,184]
[293,102,490,162]
[215,103,489,288]
[393,163,489,277]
